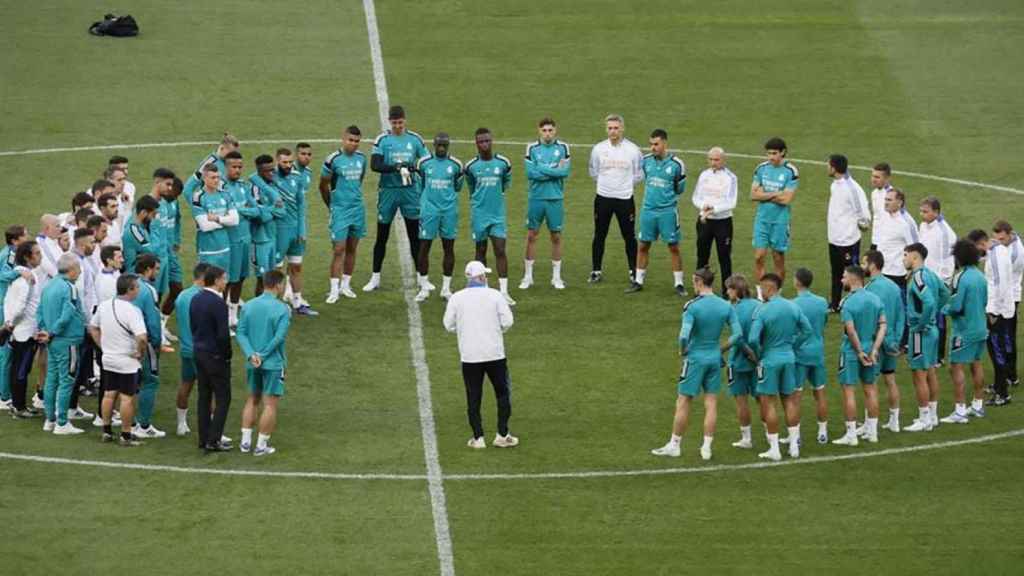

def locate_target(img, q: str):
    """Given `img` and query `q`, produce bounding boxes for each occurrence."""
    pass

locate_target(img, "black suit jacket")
[190,289,232,360]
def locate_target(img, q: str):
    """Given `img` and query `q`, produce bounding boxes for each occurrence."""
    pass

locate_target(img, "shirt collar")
[202,287,222,296]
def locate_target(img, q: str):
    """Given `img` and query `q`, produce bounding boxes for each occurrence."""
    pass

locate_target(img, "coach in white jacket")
[691,147,738,292]
[587,114,643,284]
[826,154,871,310]
[443,261,517,449]
[874,188,919,286]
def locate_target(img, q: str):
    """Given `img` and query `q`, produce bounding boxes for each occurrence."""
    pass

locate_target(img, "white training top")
[36,234,63,286]
[985,244,1016,319]
[588,139,643,200]
[691,167,738,220]
[94,268,120,308]
[90,298,147,374]
[875,208,919,277]
[442,285,514,363]
[827,174,871,246]
[3,267,43,341]
[919,216,957,282]
[74,250,98,321]
[1005,233,1024,303]
[869,184,894,246]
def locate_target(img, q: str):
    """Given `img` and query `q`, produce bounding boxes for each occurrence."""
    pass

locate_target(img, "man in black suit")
[190,265,232,452]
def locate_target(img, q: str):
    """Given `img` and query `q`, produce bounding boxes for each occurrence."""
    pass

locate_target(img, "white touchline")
[1,428,1020,482]
[1,138,1022,196]
[361,1,456,575]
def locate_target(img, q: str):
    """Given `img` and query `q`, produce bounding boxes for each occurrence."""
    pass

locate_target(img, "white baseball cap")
[464,260,492,277]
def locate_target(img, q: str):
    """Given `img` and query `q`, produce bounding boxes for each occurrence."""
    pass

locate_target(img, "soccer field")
[2,1,1024,574]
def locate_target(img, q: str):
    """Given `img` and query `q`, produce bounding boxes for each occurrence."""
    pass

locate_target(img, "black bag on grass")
[88,14,139,37]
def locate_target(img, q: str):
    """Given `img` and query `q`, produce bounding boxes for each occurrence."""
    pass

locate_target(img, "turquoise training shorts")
[229,241,250,283]
[838,352,880,386]
[330,206,366,242]
[908,328,939,371]
[795,362,827,390]
[949,336,985,365]
[677,359,721,397]
[880,348,899,374]
[247,368,285,397]
[727,367,756,397]
[752,219,790,252]
[198,251,230,274]
[755,361,797,396]
[377,186,420,224]
[526,198,564,233]
[472,218,507,242]
[276,226,305,260]
[252,241,276,276]
[638,208,680,244]
[419,209,458,240]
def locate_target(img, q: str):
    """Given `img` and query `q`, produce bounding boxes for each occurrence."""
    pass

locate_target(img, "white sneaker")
[832,434,858,446]
[177,421,190,436]
[92,415,104,427]
[904,419,933,432]
[731,438,753,449]
[788,438,801,459]
[467,437,486,449]
[503,293,516,306]
[817,431,828,444]
[881,418,900,433]
[551,278,566,290]
[940,411,969,424]
[221,435,233,444]
[254,445,276,457]
[440,288,452,301]
[778,436,789,445]
[53,422,84,435]
[68,406,94,421]
[758,448,782,461]
[651,442,681,457]
[43,420,55,432]
[864,432,878,443]
[518,277,533,290]
[414,288,430,303]
[423,279,437,292]
[132,424,166,438]
[855,423,867,438]
[700,445,712,461]
[325,292,340,304]
[931,413,940,428]
[240,441,252,454]
[32,395,44,410]
[299,297,312,308]
[164,329,179,343]
[0,399,12,411]
[493,434,519,448]
[362,278,380,292]
[340,286,357,299]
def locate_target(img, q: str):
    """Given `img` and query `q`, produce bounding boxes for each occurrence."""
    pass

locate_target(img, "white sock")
[176,408,187,426]
[229,302,238,314]
[767,433,779,451]
[294,292,303,305]
[701,435,713,451]
[845,421,857,435]
[817,420,828,436]
[341,274,351,288]
[257,433,270,450]
[919,406,930,422]
[669,433,682,446]
[552,260,562,280]
[955,402,967,415]
[787,424,800,443]
[866,417,878,435]
[418,274,428,288]
[499,278,509,294]
[863,408,869,423]
[740,425,751,442]
[890,408,900,422]
[971,398,983,411]
[928,401,938,417]
[636,268,647,285]
[371,272,381,283]
[442,276,452,292]
[161,314,169,330]
[524,259,534,278]
[241,428,253,446]
[330,277,340,293]
[673,271,684,286]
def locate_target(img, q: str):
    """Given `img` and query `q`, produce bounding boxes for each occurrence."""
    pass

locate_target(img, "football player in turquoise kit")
[940,239,988,423]
[465,128,516,305]
[158,176,186,348]
[751,137,798,297]
[248,154,286,296]
[832,266,887,446]
[237,270,292,457]
[131,254,166,439]
[414,132,463,303]
[724,274,761,449]
[285,143,314,308]
[173,262,209,437]
[863,250,905,433]
[903,243,946,432]
[184,133,239,200]
[651,268,740,460]
[121,196,160,275]
[222,151,261,326]
[191,164,239,281]
[320,126,367,303]
[145,168,179,350]
[628,129,687,296]
[792,268,831,444]
[270,148,316,316]
[364,105,429,292]
[520,118,570,291]
[747,273,811,461]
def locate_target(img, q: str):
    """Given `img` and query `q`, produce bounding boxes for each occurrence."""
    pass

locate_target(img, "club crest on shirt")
[406,142,413,150]
[494,167,501,175]
[447,166,453,174]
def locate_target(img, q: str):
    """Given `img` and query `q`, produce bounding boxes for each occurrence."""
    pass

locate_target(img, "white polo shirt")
[870,184,893,246]
[691,167,738,220]
[919,216,957,283]
[588,139,643,200]
[442,284,514,363]
[875,208,919,277]
[90,298,147,374]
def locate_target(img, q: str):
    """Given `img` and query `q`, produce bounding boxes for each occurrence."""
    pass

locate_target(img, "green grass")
[2,0,1024,574]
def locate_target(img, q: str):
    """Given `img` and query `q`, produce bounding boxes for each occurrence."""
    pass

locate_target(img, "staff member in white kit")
[919,196,956,364]
[587,114,643,284]
[826,154,871,311]
[443,261,517,449]
[691,146,738,293]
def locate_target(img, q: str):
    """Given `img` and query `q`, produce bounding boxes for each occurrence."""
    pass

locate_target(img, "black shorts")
[104,370,139,396]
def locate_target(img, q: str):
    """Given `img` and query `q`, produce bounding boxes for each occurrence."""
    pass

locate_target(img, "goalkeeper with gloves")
[363,105,429,292]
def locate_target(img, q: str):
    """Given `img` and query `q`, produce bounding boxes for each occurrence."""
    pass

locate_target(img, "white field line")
[361,1,455,575]
[2,427,1020,481]
[1,139,1021,196]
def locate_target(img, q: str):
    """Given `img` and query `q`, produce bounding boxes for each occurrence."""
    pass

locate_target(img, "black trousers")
[695,217,733,291]
[462,358,511,439]
[70,338,95,409]
[828,242,861,309]
[988,315,1015,397]
[195,351,232,448]
[592,196,637,276]
[9,339,38,411]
